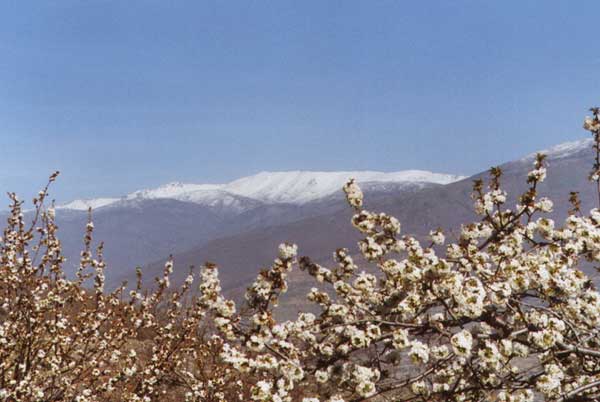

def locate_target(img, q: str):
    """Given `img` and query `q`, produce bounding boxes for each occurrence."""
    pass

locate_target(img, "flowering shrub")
[3,109,600,401]
[0,176,252,401]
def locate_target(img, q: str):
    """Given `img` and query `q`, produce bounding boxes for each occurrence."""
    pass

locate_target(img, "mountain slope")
[8,171,457,283]
[138,136,600,311]
[102,181,444,288]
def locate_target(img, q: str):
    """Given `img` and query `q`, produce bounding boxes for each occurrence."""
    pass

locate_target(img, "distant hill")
[1,170,462,285]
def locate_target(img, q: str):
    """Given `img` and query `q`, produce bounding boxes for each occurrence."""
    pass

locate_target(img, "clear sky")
[1,1,599,203]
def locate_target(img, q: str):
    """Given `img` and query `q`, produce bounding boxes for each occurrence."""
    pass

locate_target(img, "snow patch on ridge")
[58,170,465,211]
[126,182,222,201]
[59,198,121,211]
[522,138,592,161]
[225,170,463,204]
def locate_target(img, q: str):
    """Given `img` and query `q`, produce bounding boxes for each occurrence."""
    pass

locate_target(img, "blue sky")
[1,1,599,203]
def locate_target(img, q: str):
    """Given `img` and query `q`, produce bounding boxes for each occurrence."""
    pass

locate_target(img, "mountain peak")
[522,138,593,162]
[58,169,465,211]
[226,170,464,204]
[59,198,122,211]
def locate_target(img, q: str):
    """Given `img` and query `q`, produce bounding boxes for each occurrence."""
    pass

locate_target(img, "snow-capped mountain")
[59,198,121,211]
[223,170,463,204]
[137,136,600,307]
[35,169,463,283]
[32,136,599,293]
[127,183,222,200]
[58,170,464,211]
[522,138,593,162]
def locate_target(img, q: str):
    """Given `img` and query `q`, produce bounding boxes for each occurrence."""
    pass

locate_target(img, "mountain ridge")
[57,169,465,211]
[134,135,600,313]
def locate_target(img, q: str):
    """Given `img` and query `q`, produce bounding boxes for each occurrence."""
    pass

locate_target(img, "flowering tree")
[3,110,600,401]
[202,108,600,402]
[0,177,252,401]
